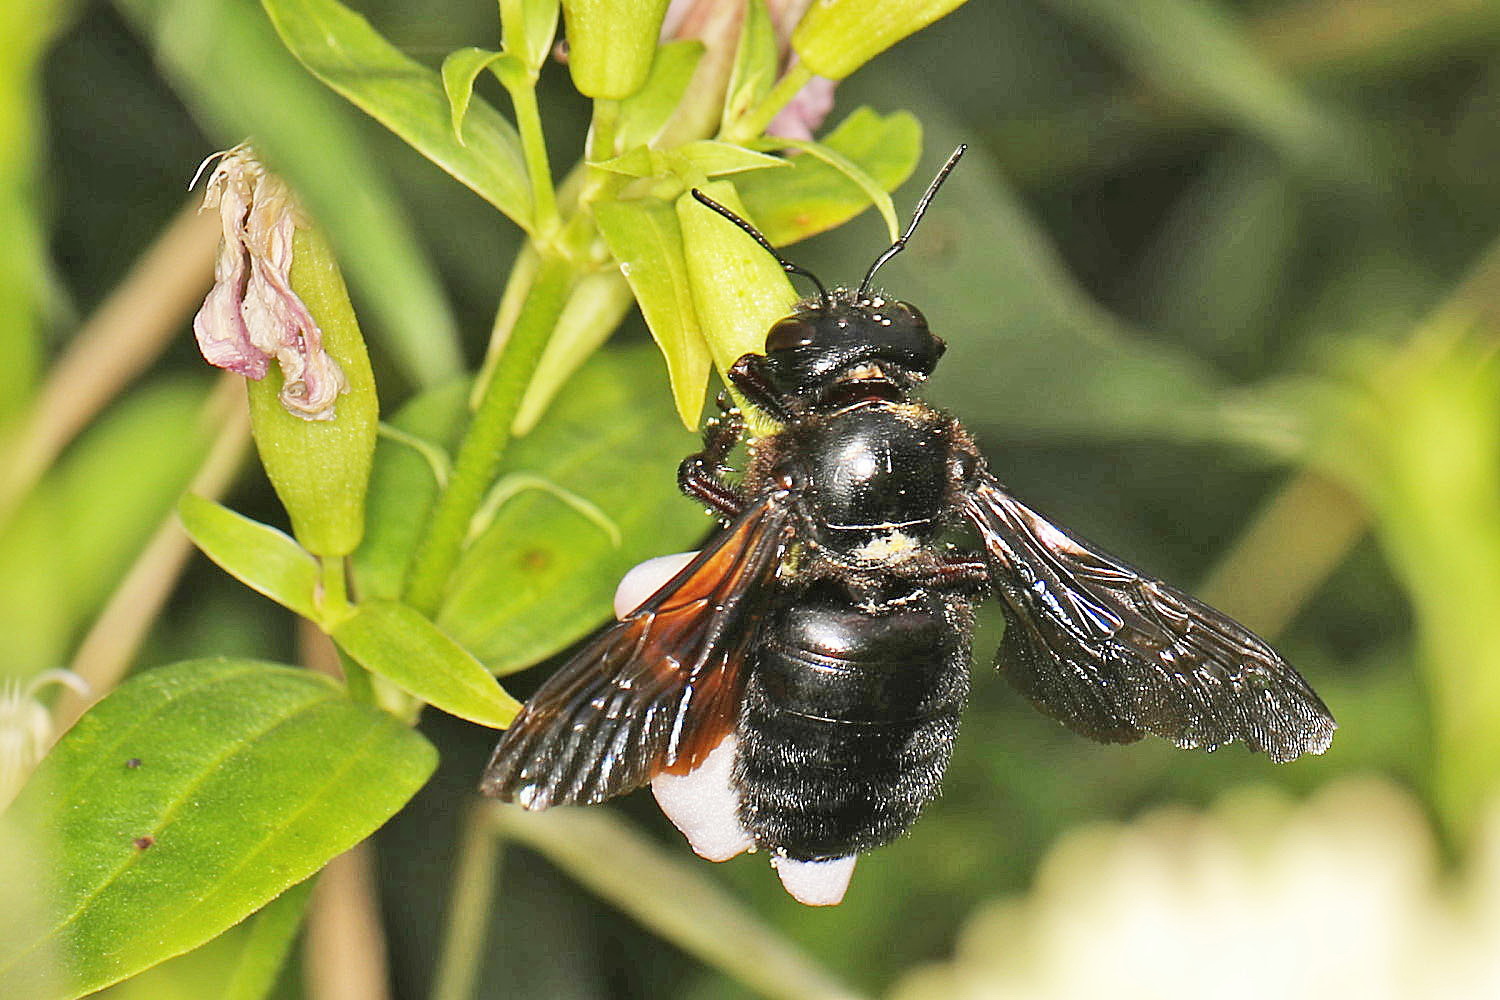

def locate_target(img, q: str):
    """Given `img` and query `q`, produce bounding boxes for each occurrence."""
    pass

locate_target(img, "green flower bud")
[194,145,379,557]
[791,0,969,81]
[562,0,673,99]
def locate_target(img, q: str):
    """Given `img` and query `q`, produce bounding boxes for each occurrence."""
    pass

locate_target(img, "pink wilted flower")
[192,144,347,421]
[661,0,836,141]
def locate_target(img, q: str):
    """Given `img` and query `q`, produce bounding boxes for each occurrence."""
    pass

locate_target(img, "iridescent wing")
[480,496,794,808]
[963,475,1334,762]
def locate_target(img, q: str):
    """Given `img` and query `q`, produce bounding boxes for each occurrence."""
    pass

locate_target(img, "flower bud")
[791,0,969,81]
[562,0,673,100]
[193,144,379,557]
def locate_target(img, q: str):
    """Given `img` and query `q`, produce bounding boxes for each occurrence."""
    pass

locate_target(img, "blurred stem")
[488,805,866,1000]
[403,256,574,615]
[504,75,559,239]
[338,648,376,705]
[53,375,250,732]
[429,802,503,1000]
[1196,472,1366,637]
[0,199,219,527]
[224,878,316,1000]
[304,842,392,1000]
[726,62,813,144]
[588,97,620,163]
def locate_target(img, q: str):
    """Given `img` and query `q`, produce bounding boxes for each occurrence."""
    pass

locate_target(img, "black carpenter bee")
[481,147,1335,905]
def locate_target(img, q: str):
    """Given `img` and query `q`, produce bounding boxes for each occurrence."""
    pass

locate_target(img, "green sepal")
[246,226,379,558]
[617,40,705,150]
[676,181,797,404]
[791,0,971,80]
[500,0,560,75]
[720,0,777,135]
[596,198,712,428]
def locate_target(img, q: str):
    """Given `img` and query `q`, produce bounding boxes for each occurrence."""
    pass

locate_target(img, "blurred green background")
[8,0,1500,997]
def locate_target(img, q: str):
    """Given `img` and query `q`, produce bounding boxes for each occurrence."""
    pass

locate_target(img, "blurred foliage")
[4,0,1500,997]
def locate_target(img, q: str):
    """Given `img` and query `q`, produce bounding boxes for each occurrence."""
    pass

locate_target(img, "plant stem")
[429,803,503,1000]
[725,62,813,145]
[587,97,620,163]
[402,256,574,615]
[505,77,559,238]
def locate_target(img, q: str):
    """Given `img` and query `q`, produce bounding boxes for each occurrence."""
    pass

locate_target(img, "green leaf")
[596,197,712,428]
[720,0,777,136]
[617,40,705,151]
[0,659,436,999]
[512,271,637,435]
[261,0,533,229]
[114,0,462,388]
[437,346,706,674]
[500,0,561,74]
[178,494,320,622]
[330,599,521,727]
[675,141,788,179]
[353,383,470,604]
[441,47,509,143]
[1039,0,1350,172]
[222,879,314,1000]
[0,379,213,681]
[594,145,659,178]
[736,107,922,246]
[752,136,898,240]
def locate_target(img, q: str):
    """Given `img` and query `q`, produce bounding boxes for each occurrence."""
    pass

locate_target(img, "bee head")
[760,290,946,400]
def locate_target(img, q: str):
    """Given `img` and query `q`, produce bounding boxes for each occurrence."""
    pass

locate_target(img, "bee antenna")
[857,144,966,298]
[690,189,831,309]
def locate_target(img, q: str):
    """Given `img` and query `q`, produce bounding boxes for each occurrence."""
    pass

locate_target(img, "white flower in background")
[0,670,89,808]
[192,143,347,421]
[892,778,1500,1000]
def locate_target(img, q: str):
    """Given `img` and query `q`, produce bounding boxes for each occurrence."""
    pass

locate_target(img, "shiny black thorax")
[707,291,980,861]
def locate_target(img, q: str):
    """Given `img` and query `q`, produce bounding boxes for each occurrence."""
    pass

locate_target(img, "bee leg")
[678,409,747,518]
[727,354,796,424]
[912,556,991,595]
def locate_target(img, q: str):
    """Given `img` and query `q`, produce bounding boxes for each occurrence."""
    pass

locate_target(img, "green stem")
[402,256,575,615]
[725,63,813,145]
[506,76,558,238]
[429,803,503,1000]
[588,97,620,163]
[318,554,350,620]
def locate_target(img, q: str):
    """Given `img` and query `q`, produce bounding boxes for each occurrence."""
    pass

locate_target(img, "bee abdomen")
[735,585,970,860]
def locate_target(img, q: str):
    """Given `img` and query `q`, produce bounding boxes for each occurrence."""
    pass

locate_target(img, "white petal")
[771,853,858,906]
[613,551,699,618]
[651,734,754,862]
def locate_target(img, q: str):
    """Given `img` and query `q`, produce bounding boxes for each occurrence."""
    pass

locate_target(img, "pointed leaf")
[736,107,921,246]
[596,197,712,428]
[330,599,521,727]
[676,141,788,179]
[0,659,436,1000]
[262,0,532,228]
[440,48,507,143]
[178,494,320,622]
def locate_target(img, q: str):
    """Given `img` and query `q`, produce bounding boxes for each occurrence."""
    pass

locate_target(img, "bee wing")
[963,475,1334,762]
[480,496,794,808]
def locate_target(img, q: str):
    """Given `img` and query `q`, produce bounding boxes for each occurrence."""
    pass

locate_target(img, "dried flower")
[0,670,88,808]
[193,144,348,421]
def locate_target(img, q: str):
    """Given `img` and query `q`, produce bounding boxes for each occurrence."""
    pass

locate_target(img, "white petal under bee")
[650,735,754,862]
[770,853,858,906]
[613,551,700,618]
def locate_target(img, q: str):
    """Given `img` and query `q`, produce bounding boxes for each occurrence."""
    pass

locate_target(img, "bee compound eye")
[893,300,928,329]
[765,317,816,354]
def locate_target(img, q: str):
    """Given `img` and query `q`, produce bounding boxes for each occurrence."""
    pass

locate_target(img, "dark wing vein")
[480,496,793,808]
[964,475,1334,762]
